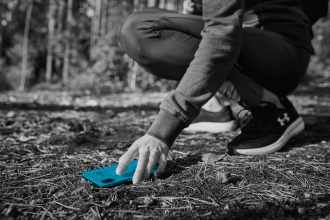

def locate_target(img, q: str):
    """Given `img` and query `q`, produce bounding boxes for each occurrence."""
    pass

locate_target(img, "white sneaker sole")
[182,120,237,134]
[236,117,305,155]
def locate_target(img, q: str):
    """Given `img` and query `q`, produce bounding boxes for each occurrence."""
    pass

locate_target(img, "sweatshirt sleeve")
[147,0,244,147]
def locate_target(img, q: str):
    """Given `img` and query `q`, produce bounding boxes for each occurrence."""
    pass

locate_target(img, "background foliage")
[0,0,329,93]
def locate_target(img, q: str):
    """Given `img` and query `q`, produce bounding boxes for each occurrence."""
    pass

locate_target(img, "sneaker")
[182,106,237,133]
[227,97,304,155]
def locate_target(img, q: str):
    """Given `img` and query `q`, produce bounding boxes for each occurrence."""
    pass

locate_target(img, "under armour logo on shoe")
[278,113,290,126]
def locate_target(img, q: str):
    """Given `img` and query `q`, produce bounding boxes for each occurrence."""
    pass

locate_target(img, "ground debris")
[1,92,330,219]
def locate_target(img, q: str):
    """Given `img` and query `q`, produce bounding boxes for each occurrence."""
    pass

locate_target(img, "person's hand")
[116,134,169,184]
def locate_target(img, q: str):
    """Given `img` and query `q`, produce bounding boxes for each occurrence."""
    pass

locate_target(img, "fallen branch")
[53,201,81,211]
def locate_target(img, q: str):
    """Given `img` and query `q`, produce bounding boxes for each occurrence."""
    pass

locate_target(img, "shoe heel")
[288,117,304,138]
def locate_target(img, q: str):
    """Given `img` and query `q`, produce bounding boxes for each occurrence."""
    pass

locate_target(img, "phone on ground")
[82,160,158,188]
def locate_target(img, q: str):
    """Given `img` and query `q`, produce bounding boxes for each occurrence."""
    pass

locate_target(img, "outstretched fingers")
[132,149,149,184]
[143,151,160,180]
[155,153,167,178]
[116,134,169,184]
[116,147,138,175]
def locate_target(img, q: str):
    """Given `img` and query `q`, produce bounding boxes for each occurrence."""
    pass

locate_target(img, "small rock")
[98,151,107,156]
[8,96,16,102]
[143,197,155,206]
[18,136,37,142]
[224,204,229,210]
[85,99,98,107]
[6,111,15,118]
[162,201,170,207]
[202,153,225,163]
[216,172,229,183]
[304,193,311,198]
[298,207,305,214]
[33,94,39,99]
[60,99,71,106]
[287,170,294,175]
[104,201,112,207]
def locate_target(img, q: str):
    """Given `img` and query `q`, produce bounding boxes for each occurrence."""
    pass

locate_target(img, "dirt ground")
[0,87,330,220]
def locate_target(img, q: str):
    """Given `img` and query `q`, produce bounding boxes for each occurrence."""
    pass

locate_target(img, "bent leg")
[120,8,203,80]
[236,27,310,97]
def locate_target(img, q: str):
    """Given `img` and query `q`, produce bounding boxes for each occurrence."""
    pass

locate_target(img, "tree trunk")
[148,0,160,7]
[141,0,147,9]
[127,0,141,91]
[178,0,184,13]
[160,0,166,8]
[93,0,101,38]
[46,0,56,83]
[90,1,95,58]
[100,0,104,36]
[133,0,139,11]
[130,61,139,91]
[90,0,102,59]
[0,2,2,58]
[0,3,3,59]
[166,0,176,10]
[19,0,33,92]
[109,0,115,31]
[0,22,2,59]
[55,0,65,77]
[62,0,73,86]
[103,0,109,35]
[97,0,102,37]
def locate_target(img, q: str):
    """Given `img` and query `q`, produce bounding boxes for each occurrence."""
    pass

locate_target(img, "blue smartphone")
[82,160,158,188]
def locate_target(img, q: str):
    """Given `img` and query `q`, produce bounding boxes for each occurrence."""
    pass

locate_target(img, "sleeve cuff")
[146,109,188,148]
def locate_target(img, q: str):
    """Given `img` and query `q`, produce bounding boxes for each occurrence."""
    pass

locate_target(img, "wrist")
[146,109,188,148]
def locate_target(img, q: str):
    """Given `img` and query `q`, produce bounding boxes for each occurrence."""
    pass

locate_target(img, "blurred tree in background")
[0,0,329,93]
[307,6,330,86]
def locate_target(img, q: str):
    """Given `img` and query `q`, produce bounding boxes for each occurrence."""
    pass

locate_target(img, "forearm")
[147,0,244,147]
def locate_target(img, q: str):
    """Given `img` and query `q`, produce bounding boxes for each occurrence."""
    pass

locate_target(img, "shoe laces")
[236,109,252,128]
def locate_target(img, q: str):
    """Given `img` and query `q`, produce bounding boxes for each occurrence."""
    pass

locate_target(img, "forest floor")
[0,86,330,220]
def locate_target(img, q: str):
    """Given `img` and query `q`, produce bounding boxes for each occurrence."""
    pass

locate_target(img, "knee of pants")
[119,11,158,67]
